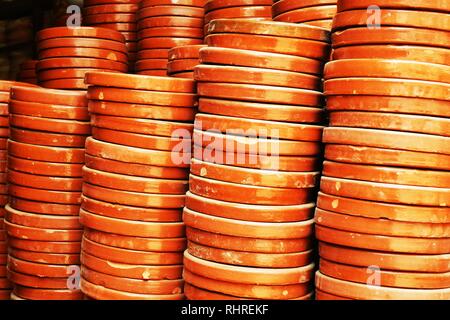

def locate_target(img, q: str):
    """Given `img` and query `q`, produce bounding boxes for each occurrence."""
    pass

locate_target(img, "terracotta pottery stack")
[83,0,140,71]
[167,45,206,78]
[136,0,206,76]
[204,0,272,31]
[5,86,90,300]
[0,81,36,301]
[272,0,337,30]
[36,27,127,90]
[182,19,330,300]
[315,0,450,300]
[17,60,38,85]
[79,72,196,300]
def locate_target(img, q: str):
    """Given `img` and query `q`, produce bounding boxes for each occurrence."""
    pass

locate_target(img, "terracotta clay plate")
[91,127,190,152]
[83,228,185,252]
[185,191,314,223]
[316,192,450,223]
[137,70,169,76]
[336,0,450,13]
[183,207,314,239]
[37,68,121,82]
[82,183,185,209]
[190,158,319,188]
[81,251,183,280]
[138,26,203,39]
[189,174,315,205]
[315,271,450,300]
[198,97,323,123]
[273,5,336,23]
[138,37,203,50]
[80,278,184,300]
[8,255,76,277]
[37,57,127,72]
[324,144,450,172]
[82,236,183,265]
[85,137,190,168]
[9,99,89,121]
[9,248,80,265]
[318,242,450,273]
[206,33,329,60]
[195,113,324,141]
[137,49,170,59]
[8,156,83,178]
[85,154,188,180]
[12,284,83,300]
[193,129,322,156]
[187,241,313,268]
[10,86,87,107]
[7,140,85,164]
[320,176,450,207]
[140,0,205,8]
[331,45,450,66]
[84,13,136,23]
[204,6,272,24]
[315,207,450,238]
[197,82,323,106]
[7,238,81,254]
[323,127,450,155]
[85,71,195,93]
[194,64,321,90]
[8,184,81,205]
[9,127,87,148]
[7,269,71,289]
[138,6,204,19]
[83,3,139,15]
[328,111,450,136]
[5,204,82,229]
[272,0,336,16]
[9,197,79,218]
[332,9,450,32]
[325,59,450,83]
[316,225,450,254]
[129,58,168,71]
[167,59,198,74]
[138,16,203,29]
[91,22,137,32]
[169,45,205,60]
[10,114,90,135]
[187,227,312,253]
[198,47,323,75]
[87,86,197,107]
[37,26,125,42]
[4,219,83,241]
[332,27,450,49]
[37,38,127,53]
[80,209,185,238]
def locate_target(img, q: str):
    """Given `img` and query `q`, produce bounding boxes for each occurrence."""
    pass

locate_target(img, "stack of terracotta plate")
[83,0,140,71]
[79,72,196,300]
[272,0,337,30]
[36,27,127,90]
[167,45,206,78]
[17,60,38,84]
[315,0,450,300]
[0,81,37,301]
[182,19,330,300]
[136,0,205,76]
[204,0,272,31]
[5,86,90,300]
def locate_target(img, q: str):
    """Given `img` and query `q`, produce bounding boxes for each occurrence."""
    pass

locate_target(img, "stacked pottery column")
[135,0,205,76]
[183,19,330,300]
[79,72,196,300]
[315,0,450,300]
[36,27,128,90]
[83,0,140,71]
[272,0,337,30]
[0,81,36,301]
[5,87,90,300]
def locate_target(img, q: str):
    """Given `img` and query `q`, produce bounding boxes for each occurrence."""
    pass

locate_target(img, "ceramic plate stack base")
[83,0,140,72]
[36,27,127,90]
[79,72,196,300]
[316,0,450,300]
[272,0,338,30]
[5,86,90,300]
[182,19,331,300]
[0,81,37,300]
[168,45,206,78]
[204,0,272,32]
[16,60,38,85]
[136,0,206,76]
